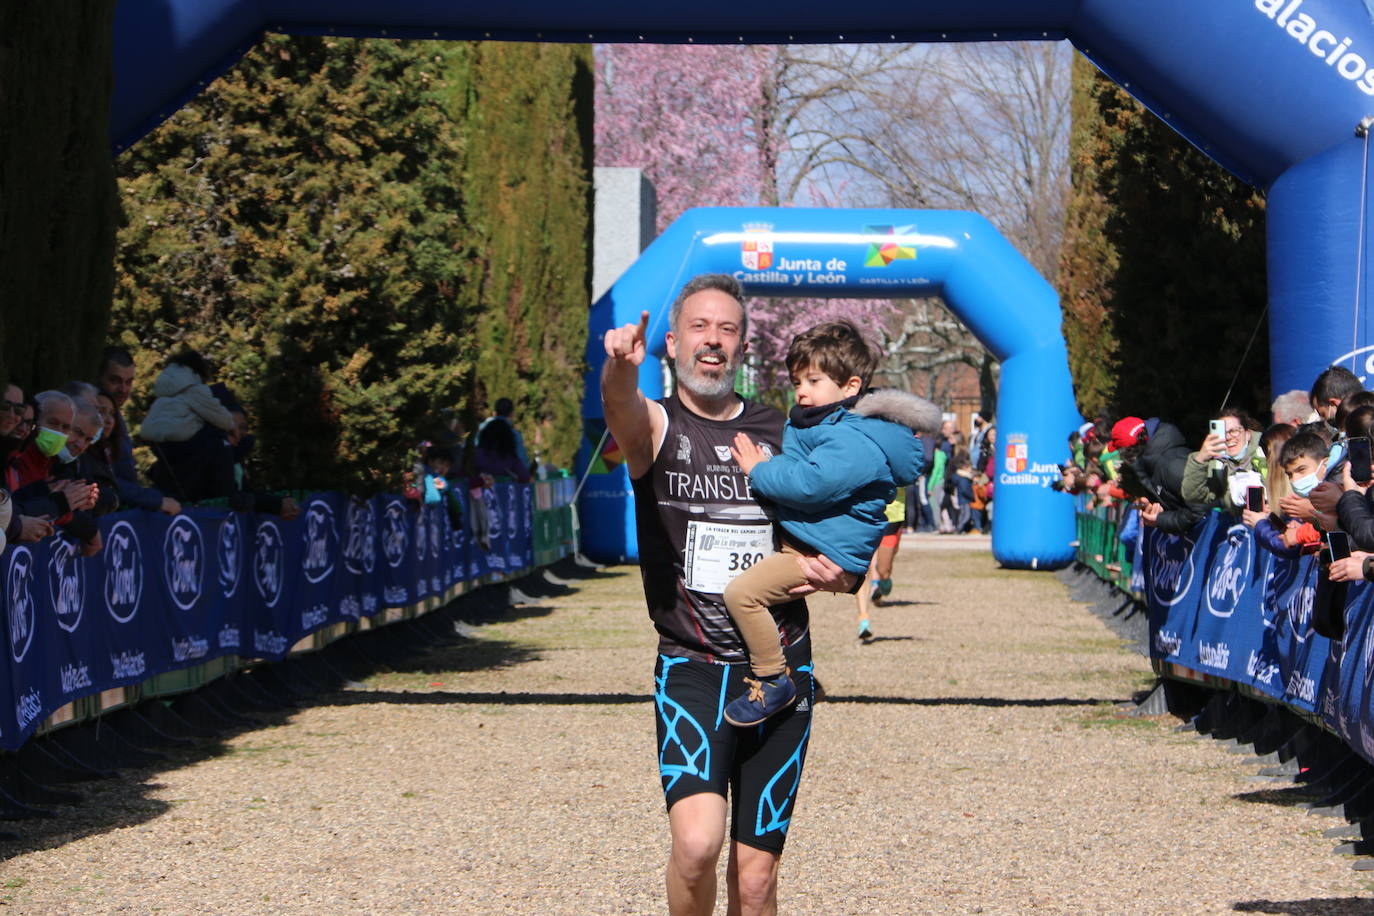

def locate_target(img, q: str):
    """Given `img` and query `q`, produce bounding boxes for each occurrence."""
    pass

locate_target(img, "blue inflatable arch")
[106,0,1374,553]
[112,0,1374,395]
[579,207,1079,568]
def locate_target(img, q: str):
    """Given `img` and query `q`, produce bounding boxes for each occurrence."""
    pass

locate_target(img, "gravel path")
[1,538,1370,914]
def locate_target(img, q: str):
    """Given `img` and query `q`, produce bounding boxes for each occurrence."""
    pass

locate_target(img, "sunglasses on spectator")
[0,400,22,415]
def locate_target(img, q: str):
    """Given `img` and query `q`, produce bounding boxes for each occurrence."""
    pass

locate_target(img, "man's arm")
[601,310,665,479]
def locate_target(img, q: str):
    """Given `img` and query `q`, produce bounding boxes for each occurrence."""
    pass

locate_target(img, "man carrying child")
[600,273,852,916]
[721,320,938,725]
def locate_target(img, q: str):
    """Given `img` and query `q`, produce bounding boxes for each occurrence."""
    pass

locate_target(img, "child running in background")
[722,320,940,725]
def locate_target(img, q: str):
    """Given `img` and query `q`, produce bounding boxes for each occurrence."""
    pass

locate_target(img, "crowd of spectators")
[907,411,995,535]
[403,396,544,551]
[1059,365,1374,593]
[0,344,299,555]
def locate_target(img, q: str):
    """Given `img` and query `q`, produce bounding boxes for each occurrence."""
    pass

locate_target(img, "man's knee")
[669,795,727,875]
[733,845,780,908]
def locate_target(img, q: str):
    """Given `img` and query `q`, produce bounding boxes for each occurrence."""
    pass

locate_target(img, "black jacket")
[52,450,120,516]
[1117,419,1207,535]
[1337,489,1374,551]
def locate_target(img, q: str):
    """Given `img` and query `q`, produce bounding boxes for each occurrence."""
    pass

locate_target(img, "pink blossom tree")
[595,44,777,230]
[595,44,901,398]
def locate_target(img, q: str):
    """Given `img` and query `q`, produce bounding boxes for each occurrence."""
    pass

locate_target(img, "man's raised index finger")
[635,310,650,339]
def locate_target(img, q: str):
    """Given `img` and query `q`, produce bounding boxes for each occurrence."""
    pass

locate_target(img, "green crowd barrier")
[1073,497,1134,592]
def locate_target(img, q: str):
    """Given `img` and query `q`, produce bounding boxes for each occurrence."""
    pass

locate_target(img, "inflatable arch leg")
[578,207,1081,570]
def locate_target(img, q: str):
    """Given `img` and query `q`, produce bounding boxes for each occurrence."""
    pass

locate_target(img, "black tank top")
[632,394,809,663]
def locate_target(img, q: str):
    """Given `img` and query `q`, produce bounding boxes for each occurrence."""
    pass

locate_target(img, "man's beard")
[675,345,741,399]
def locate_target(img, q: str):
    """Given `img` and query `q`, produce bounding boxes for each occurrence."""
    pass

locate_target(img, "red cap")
[1110,417,1146,451]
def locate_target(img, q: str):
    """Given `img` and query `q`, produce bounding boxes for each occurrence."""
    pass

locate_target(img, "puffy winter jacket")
[139,363,234,444]
[1117,419,1207,535]
[748,389,940,574]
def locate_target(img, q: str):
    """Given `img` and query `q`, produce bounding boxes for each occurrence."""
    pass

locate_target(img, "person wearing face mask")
[0,383,55,546]
[1278,421,1346,532]
[1309,366,1364,433]
[4,391,102,555]
[50,399,119,517]
[1181,406,1266,515]
[1274,430,1336,552]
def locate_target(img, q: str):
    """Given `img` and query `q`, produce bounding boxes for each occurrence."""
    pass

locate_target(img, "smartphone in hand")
[1328,529,1352,561]
[1246,485,1264,513]
[1349,436,1372,485]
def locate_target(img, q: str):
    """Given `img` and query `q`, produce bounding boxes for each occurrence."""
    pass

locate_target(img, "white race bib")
[683,521,776,594]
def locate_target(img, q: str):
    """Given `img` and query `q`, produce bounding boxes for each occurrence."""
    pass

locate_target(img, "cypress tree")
[0,3,119,390]
[1058,59,1269,433]
[455,42,593,466]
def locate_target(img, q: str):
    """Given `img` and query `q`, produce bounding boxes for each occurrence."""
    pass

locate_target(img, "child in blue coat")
[723,320,940,725]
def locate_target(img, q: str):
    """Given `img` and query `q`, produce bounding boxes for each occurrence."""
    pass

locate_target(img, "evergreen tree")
[0,3,119,389]
[1059,58,1269,433]
[461,42,594,464]
[114,36,590,492]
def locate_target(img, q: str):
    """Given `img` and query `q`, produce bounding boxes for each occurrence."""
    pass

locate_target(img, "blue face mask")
[1292,463,1327,497]
[56,446,77,465]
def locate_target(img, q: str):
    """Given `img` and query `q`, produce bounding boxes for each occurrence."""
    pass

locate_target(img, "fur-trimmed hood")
[850,388,942,434]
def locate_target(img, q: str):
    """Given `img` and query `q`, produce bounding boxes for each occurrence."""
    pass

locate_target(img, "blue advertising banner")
[0,487,536,750]
[1142,516,1330,717]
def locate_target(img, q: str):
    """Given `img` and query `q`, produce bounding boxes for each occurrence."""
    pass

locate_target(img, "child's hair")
[1295,420,1333,446]
[1260,423,1295,512]
[1337,391,1374,430]
[1083,438,1105,462]
[1346,405,1374,441]
[423,442,453,466]
[168,348,213,382]
[1280,430,1329,469]
[785,320,878,391]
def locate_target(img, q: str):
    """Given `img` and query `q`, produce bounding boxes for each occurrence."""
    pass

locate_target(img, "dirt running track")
[0,537,1369,914]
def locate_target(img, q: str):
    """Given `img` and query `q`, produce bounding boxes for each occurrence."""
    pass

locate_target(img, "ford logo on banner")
[1284,568,1318,646]
[415,507,429,562]
[485,488,502,538]
[344,500,376,575]
[302,499,337,584]
[218,514,242,598]
[1205,524,1254,619]
[254,521,285,608]
[1263,553,1301,630]
[48,538,85,633]
[7,548,35,663]
[104,520,144,623]
[163,516,204,611]
[383,500,407,569]
[1148,530,1196,609]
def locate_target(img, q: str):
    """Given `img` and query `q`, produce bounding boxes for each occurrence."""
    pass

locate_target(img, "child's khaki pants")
[722,543,812,678]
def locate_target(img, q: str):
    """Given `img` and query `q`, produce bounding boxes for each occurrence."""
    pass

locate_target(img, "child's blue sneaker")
[724,670,797,726]
[857,618,874,641]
